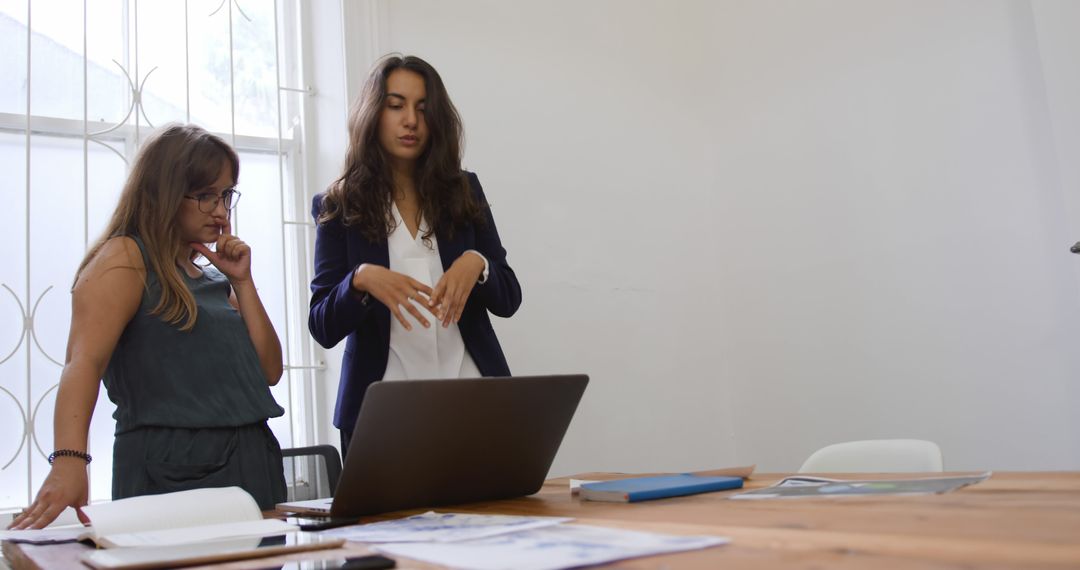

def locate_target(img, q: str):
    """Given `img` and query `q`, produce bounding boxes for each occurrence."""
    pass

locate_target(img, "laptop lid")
[329,374,588,517]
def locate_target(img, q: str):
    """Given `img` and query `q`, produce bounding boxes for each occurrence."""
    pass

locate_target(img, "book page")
[0,527,86,544]
[0,507,87,544]
[98,518,297,548]
[82,487,263,540]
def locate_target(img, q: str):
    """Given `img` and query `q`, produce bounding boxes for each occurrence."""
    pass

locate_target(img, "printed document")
[731,472,992,499]
[322,511,572,543]
[373,524,728,570]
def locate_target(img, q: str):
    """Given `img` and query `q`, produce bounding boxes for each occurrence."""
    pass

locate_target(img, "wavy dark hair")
[319,54,484,242]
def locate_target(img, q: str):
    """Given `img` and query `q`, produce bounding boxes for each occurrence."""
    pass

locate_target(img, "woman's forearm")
[231,278,284,385]
[52,361,103,453]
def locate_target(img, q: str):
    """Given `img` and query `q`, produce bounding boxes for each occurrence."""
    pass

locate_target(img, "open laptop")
[277,374,588,517]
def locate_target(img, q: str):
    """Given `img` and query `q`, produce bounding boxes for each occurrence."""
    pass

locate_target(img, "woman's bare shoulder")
[78,236,147,286]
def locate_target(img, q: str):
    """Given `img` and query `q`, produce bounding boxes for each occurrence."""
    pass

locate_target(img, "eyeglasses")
[184,188,241,213]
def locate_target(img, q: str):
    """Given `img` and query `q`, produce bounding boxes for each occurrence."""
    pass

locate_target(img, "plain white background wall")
[298,0,349,450]
[317,0,1080,474]
[702,0,1080,471]
[1033,0,1080,284]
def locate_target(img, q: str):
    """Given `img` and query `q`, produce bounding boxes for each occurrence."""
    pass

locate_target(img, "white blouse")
[382,201,482,381]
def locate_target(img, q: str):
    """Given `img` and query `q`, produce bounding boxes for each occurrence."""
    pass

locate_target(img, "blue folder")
[580,474,744,502]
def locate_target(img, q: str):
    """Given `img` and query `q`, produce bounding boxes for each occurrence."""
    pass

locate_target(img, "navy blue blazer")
[308,172,522,432]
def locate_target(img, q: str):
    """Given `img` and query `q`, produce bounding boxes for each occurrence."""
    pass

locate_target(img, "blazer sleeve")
[308,193,375,349]
[468,172,522,318]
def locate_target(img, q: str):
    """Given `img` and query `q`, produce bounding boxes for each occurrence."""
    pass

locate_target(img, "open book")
[0,506,85,544]
[2,487,296,548]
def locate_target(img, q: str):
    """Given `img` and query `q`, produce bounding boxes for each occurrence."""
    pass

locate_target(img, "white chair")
[798,439,944,473]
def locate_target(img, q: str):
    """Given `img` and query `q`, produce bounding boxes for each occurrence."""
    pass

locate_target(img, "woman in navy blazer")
[309,55,521,451]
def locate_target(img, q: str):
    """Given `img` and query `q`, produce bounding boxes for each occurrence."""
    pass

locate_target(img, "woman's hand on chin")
[190,220,252,284]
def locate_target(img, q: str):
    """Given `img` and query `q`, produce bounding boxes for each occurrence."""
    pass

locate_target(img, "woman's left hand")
[430,252,486,327]
[191,221,251,283]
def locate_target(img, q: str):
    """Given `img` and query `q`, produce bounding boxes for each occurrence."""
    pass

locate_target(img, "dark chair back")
[281,444,342,500]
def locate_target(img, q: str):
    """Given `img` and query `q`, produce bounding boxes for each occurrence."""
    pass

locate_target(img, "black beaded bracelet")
[48,449,92,465]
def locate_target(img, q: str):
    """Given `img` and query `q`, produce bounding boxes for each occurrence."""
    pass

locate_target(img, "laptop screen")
[330,374,588,517]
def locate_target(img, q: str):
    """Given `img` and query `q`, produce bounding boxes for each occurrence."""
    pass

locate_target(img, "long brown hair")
[75,123,239,332]
[319,54,484,241]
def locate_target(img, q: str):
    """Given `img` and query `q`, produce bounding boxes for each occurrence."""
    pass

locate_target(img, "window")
[0,0,322,509]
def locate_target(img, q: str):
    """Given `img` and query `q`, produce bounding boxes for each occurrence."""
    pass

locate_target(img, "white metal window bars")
[0,0,324,509]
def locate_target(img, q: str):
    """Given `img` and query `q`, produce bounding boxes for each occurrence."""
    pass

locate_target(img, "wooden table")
[5,471,1080,569]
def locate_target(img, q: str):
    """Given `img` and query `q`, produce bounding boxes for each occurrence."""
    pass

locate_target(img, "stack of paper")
[730,472,992,499]
[322,511,728,570]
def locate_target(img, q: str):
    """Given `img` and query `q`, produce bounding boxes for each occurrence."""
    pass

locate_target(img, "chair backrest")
[798,439,944,473]
[281,445,343,501]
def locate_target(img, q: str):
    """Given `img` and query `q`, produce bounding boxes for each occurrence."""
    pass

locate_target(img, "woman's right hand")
[7,460,89,529]
[352,264,438,331]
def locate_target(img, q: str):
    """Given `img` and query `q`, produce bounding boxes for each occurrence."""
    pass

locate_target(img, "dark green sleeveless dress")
[101,237,286,509]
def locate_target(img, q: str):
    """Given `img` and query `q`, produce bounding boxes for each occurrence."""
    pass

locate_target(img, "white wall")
[324,0,1080,474]
[298,1,350,449]
[1033,0,1080,280]
[702,0,1080,471]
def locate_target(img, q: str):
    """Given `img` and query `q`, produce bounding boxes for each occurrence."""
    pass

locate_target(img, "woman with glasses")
[9,124,286,529]
[309,55,522,454]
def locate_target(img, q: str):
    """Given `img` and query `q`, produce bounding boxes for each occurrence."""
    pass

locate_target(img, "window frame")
[0,0,325,510]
